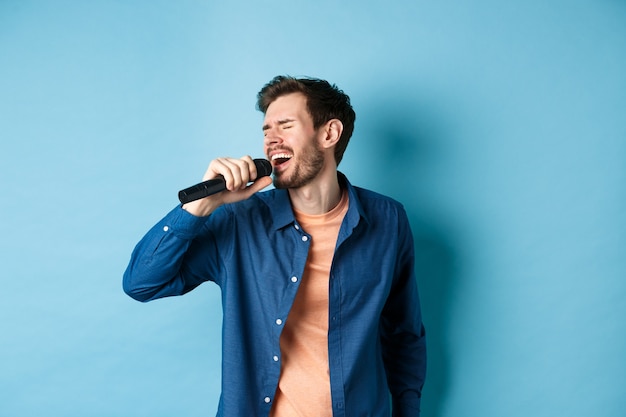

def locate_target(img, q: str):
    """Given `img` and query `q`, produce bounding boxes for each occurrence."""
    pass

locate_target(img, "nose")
[263,127,282,147]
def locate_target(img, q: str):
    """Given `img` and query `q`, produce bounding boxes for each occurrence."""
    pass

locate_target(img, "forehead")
[263,92,310,124]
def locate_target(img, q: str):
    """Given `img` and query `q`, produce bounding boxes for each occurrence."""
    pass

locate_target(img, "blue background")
[1,1,624,416]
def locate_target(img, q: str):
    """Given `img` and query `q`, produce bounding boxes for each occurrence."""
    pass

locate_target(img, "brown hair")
[256,75,356,166]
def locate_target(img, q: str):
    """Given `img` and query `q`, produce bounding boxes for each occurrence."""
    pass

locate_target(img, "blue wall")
[1,1,624,416]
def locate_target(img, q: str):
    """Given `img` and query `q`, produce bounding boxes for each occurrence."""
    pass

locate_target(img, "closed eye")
[278,119,295,129]
[262,118,296,135]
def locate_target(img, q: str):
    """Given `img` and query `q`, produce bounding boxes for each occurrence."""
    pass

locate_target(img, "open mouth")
[271,153,293,170]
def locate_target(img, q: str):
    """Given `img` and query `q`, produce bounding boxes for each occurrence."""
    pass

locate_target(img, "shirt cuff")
[393,396,421,417]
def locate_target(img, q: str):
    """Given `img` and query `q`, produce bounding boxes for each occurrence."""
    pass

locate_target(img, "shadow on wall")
[355,91,460,417]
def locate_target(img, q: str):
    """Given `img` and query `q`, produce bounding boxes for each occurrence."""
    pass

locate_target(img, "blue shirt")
[123,173,426,417]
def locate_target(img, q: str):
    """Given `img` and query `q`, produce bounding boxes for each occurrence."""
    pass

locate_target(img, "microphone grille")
[253,158,273,177]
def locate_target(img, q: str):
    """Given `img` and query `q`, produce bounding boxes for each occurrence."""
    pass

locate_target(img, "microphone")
[178,158,273,204]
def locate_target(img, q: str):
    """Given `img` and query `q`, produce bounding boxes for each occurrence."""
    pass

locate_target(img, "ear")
[319,119,343,150]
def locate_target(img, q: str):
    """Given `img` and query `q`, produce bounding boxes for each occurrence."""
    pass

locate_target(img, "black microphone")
[178,158,273,204]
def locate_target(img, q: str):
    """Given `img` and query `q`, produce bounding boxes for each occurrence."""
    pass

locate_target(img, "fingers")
[207,156,258,191]
[244,175,272,195]
[183,156,270,217]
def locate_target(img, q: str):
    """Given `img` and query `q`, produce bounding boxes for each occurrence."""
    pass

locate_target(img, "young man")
[123,76,426,416]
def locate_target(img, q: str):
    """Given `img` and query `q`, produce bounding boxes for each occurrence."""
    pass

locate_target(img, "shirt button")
[275,319,283,325]
[163,226,169,232]
[291,276,298,283]
[301,235,308,242]
[294,224,300,230]
[273,355,279,362]
[264,397,271,404]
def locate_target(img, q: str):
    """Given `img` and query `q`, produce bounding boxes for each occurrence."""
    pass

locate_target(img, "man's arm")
[122,156,272,302]
[380,207,427,417]
[122,206,216,302]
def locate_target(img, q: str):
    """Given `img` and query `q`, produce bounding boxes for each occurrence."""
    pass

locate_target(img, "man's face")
[263,92,324,189]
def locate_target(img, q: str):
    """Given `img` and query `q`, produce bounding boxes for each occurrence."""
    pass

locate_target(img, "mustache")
[267,146,294,154]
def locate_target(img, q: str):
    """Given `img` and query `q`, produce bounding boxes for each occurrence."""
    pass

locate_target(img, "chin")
[272,175,291,189]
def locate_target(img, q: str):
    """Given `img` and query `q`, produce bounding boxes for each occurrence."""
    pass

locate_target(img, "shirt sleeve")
[380,206,427,417]
[122,205,227,302]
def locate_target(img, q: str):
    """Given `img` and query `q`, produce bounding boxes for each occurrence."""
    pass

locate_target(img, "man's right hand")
[182,155,273,217]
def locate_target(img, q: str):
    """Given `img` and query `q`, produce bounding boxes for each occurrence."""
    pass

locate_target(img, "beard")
[273,141,325,189]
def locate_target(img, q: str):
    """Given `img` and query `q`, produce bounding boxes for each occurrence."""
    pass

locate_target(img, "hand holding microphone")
[179,156,273,217]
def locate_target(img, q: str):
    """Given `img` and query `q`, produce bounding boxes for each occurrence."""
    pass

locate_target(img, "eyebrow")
[262,118,296,131]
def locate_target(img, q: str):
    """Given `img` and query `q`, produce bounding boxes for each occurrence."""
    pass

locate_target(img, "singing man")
[123,75,427,416]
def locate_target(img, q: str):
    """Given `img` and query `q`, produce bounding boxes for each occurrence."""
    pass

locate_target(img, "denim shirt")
[123,173,426,417]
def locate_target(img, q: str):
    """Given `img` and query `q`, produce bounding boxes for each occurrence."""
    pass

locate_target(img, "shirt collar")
[260,172,369,231]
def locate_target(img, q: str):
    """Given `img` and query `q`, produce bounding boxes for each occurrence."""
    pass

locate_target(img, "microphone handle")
[178,158,273,204]
[178,177,227,204]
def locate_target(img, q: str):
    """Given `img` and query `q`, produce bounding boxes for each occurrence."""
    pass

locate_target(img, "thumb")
[243,176,272,197]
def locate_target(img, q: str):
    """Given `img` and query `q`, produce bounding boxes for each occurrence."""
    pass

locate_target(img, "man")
[123,75,426,416]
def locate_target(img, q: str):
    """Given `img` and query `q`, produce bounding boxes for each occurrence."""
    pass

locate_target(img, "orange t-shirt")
[270,190,349,417]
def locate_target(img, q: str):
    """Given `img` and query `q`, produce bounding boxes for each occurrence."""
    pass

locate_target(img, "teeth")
[271,153,293,161]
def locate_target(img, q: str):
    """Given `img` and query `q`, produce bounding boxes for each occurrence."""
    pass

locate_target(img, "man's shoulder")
[352,184,397,202]
[351,184,405,212]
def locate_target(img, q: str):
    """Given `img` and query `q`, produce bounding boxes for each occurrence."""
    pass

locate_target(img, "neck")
[288,167,342,215]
